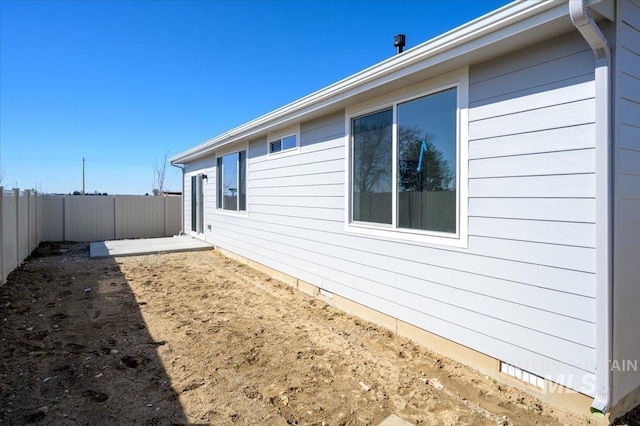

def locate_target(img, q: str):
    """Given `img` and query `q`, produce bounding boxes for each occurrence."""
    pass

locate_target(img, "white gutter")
[170,0,566,164]
[569,0,612,414]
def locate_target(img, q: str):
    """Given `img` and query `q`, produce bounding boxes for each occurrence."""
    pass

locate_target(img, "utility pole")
[82,157,85,195]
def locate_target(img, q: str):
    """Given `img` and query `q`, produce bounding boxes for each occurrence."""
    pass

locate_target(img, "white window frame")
[215,142,249,216]
[344,68,469,248]
[267,124,300,157]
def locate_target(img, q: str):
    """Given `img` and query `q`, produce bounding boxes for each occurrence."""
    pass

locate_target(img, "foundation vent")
[500,361,545,389]
[319,288,334,299]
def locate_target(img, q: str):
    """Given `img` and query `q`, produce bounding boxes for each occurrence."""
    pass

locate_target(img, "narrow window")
[191,175,197,231]
[352,109,393,224]
[216,150,247,212]
[239,150,246,211]
[216,157,222,208]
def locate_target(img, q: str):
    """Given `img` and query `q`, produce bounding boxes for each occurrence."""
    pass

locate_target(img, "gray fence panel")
[2,190,18,283]
[18,192,29,260]
[164,196,182,236]
[1,190,183,283]
[29,192,38,252]
[65,196,115,242]
[115,196,165,239]
[40,196,65,242]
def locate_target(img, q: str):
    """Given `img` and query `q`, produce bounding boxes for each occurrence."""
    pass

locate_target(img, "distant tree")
[152,152,168,196]
[32,182,44,194]
[397,125,453,192]
[73,190,81,195]
[353,110,393,194]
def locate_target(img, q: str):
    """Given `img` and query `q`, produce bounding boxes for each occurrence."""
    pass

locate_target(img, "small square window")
[270,140,282,153]
[269,133,298,154]
[282,134,297,150]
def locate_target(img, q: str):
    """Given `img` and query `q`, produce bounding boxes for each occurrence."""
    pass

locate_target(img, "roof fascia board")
[171,0,568,164]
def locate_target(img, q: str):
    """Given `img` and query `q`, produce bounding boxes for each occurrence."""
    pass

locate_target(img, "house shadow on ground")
[0,242,191,425]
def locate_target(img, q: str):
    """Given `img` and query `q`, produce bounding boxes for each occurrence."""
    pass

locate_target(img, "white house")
[171,0,639,418]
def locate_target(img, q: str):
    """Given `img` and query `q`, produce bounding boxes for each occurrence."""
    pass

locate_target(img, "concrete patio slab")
[90,236,213,258]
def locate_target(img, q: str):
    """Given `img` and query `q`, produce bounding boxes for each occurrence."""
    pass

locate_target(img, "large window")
[217,150,246,212]
[351,85,459,237]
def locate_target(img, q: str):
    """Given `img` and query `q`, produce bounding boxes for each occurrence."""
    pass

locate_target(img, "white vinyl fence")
[1,187,182,283]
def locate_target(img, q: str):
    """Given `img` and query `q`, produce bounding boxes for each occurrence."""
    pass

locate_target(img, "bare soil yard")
[0,242,604,425]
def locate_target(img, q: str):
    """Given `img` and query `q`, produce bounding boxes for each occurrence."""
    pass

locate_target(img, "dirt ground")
[0,242,624,425]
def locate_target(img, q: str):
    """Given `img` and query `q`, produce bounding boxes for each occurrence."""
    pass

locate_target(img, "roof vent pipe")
[394,34,406,54]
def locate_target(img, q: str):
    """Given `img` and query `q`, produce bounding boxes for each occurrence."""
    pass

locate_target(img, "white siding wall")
[183,173,191,234]
[613,0,640,407]
[203,31,598,395]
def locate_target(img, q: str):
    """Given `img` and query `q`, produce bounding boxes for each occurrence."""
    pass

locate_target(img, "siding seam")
[214,215,596,296]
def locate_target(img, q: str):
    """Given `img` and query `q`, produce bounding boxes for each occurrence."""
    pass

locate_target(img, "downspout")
[569,0,612,414]
[171,162,185,235]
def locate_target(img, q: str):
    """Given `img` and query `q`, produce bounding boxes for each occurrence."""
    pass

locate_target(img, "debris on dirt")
[359,381,371,392]
[428,378,445,391]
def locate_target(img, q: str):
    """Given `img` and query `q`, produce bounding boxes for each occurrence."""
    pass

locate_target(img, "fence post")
[0,187,5,284]
[13,188,20,266]
[163,196,167,237]
[25,189,31,254]
[34,191,38,247]
[63,195,69,241]
[113,196,117,240]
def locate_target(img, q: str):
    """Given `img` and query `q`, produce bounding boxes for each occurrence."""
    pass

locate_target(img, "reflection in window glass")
[282,134,297,150]
[216,157,222,208]
[239,151,246,211]
[352,109,393,224]
[270,134,297,153]
[222,152,238,211]
[397,87,457,233]
[216,150,247,212]
[270,140,282,153]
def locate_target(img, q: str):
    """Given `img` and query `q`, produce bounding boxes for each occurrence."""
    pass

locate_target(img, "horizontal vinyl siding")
[203,32,597,395]
[613,0,640,406]
[465,31,596,391]
[183,174,192,235]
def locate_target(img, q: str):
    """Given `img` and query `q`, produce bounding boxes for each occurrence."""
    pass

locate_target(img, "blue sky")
[1,0,510,195]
